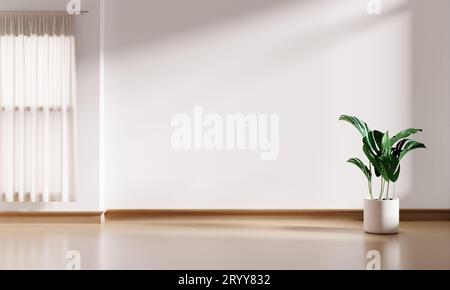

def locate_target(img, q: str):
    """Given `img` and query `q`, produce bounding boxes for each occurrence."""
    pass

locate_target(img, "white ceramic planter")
[364,198,399,234]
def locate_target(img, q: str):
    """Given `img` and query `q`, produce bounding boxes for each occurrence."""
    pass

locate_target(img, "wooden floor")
[0,218,448,269]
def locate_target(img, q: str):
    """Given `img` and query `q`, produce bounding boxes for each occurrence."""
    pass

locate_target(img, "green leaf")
[374,166,381,177]
[399,140,426,160]
[393,139,408,158]
[380,155,401,182]
[347,158,372,182]
[382,131,390,156]
[339,115,369,138]
[391,166,401,182]
[363,141,388,180]
[339,115,426,185]
[364,130,384,157]
[389,128,423,146]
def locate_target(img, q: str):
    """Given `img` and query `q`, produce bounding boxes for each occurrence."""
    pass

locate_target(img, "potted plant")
[339,115,426,234]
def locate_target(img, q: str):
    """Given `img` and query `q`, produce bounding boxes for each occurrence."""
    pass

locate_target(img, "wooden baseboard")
[400,209,450,221]
[0,211,105,224]
[0,209,448,224]
[105,209,364,221]
[105,209,450,221]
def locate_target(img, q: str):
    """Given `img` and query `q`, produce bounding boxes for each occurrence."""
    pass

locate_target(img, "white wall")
[104,0,450,209]
[1,0,449,211]
[0,0,101,211]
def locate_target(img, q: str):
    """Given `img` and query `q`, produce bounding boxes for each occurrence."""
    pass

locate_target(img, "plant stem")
[393,182,396,200]
[382,179,386,200]
[386,181,390,200]
[368,164,373,199]
[379,178,384,200]
[379,179,381,200]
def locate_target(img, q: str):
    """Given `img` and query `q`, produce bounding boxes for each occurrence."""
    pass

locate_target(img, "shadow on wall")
[105,0,410,63]
[103,0,449,208]
[406,0,450,208]
[105,0,302,50]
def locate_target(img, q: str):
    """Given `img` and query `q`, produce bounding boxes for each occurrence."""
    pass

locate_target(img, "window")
[0,13,77,202]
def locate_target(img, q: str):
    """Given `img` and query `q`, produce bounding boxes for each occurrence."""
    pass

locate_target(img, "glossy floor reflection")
[0,219,449,269]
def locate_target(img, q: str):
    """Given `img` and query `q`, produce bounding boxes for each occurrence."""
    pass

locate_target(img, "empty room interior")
[0,0,449,272]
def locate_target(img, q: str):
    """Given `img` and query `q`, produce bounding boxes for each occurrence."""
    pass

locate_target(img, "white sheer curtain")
[0,13,76,202]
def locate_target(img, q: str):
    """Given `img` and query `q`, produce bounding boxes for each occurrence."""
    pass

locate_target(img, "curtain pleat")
[0,14,76,202]
[0,14,74,37]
